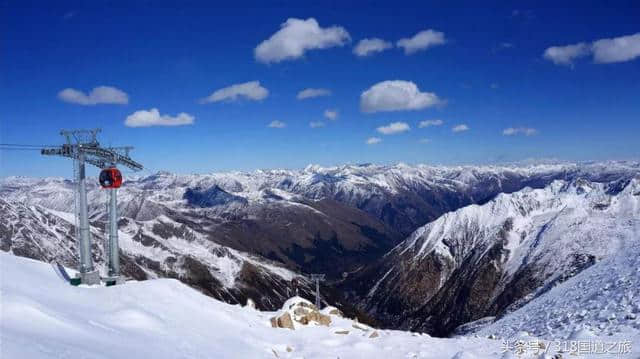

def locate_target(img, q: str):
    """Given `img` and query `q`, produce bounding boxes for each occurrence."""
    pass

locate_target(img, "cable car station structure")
[41,129,143,285]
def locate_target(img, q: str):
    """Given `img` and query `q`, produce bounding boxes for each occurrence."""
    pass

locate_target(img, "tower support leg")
[76,153,100,285]
[106,188,122,285]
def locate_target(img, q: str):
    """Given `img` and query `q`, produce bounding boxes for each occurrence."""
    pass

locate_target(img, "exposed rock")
[369,331,379,338]
[270,312,295,330]
[297,310,331,326]
[334,330,349,335]
[323,306,343,317]
[352,323,369,331]
[289,300,316,310]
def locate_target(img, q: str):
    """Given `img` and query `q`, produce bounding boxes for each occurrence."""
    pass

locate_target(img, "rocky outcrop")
[270,297,338,330]
[270,312,295,330]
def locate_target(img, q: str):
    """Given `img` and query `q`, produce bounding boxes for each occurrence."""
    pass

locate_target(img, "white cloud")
[376,122,410,135]
[502,127,538,136]
[324,109,338,120]
[366,137,382,145]
[297,88,331,100]
[125,108,194,127]
[452,124,469,133]
[543,43,590,66]
[268,120,286,128]
[544,33,640,66]
[353,38,392,57]
[58,86,128,105]
[360,80,443,113]
[418,119,443,128]
[200,81,268,103]
[592,33,640,63]
[419,138,431,144]
[254,18,350,63]
[309,121,325,128]
[397,29,446,55]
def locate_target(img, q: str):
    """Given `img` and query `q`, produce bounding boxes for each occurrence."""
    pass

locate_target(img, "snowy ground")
[1,253,638,358]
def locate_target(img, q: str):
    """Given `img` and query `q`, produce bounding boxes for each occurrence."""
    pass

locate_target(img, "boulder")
[305,311,331,326]
[270,312,295,330]
[369,331,379,338]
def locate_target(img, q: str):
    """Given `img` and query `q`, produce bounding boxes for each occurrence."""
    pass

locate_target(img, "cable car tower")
[41,129,143,286]
[310,273,325,309]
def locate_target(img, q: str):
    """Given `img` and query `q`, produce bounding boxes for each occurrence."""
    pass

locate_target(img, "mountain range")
[2,160,639,335]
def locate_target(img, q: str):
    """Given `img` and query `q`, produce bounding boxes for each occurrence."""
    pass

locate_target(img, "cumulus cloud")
[452,124,469,133]
[418,119,443,128]
[360,80,443,113]
[125,108,194,127]
[200,81,268,103]
[324,109,338,120]
[254,18,350,63]
[502,127,538,136]
[297,88,331,100]
[309,121,325,128]
[58,86,128,105]
[376,122,410,135]
[268,120,286,128]
[592,33,640,63]
[353,38,392,57]
[543,43,590,66]
[397,29,446,55]
[544,32,640,66]
[366,137,382,145]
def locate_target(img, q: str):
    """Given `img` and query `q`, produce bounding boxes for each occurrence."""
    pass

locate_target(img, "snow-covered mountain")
[3,161,639,277]
[2,161,640,332]
[348,177,640,336]
[477,219,640,340]
[0,198,310,310]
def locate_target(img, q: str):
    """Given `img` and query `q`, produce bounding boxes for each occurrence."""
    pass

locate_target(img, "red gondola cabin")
[99,167,123,189]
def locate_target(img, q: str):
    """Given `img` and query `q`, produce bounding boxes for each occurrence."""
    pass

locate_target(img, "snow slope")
[1,252,509,359]
[477,214,640,341]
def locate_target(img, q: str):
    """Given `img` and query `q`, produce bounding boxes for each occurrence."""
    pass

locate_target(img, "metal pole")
[77,152,100,285]
[77,152,93,273]
[108,188,120,278]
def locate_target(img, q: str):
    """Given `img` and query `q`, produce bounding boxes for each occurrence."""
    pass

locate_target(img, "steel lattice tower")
[310,274,325,309]
[41,129,143,285]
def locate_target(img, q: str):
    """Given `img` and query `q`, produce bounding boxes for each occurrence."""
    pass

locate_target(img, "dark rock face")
[183,186,248,208]
[158,198,402,279]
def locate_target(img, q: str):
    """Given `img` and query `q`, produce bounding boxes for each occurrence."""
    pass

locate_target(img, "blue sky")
[2,0,640,177]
